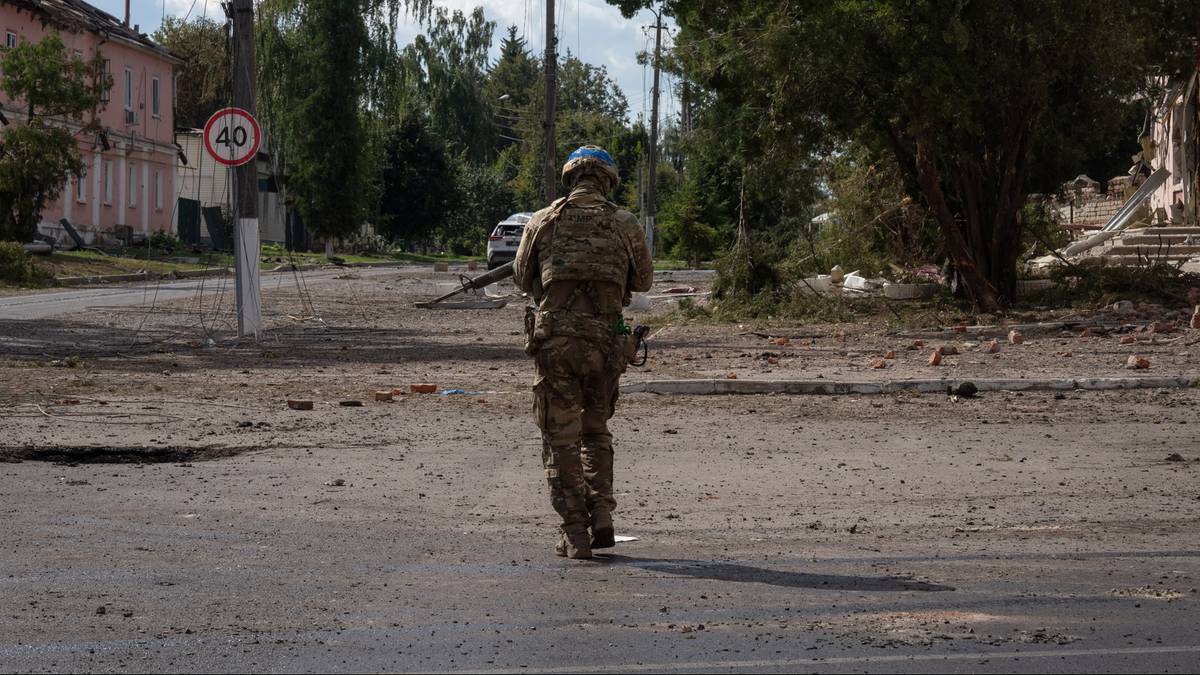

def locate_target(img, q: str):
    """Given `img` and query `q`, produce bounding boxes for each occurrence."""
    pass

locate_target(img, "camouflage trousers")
[533,334,625,535]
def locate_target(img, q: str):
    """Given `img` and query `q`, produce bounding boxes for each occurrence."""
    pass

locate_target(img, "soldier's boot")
[590,508,615,549]
[555,531,593,559]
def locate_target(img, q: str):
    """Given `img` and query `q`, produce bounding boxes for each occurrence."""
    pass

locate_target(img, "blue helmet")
[562,145,619,189]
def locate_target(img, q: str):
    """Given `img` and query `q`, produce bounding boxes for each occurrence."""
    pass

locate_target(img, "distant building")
[1148,68,1199,225]
[0,0,184,245]
[173,129,288,246]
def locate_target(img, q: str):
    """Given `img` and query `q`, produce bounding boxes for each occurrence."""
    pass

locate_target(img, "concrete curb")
[620,376,1200,396]
[56,268,233,286]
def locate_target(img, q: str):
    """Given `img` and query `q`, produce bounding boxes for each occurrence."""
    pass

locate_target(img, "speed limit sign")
[203,107,262,167]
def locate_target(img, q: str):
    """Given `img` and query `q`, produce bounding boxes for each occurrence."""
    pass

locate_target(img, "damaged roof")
[8,0,184,63]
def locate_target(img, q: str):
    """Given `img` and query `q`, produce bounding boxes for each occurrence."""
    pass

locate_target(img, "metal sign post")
[203,106,262,339]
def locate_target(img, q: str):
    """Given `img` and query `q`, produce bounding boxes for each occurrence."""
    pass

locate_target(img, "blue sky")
[90,0,678,125]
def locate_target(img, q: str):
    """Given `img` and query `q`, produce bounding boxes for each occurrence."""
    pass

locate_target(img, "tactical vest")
[539,203,629,292]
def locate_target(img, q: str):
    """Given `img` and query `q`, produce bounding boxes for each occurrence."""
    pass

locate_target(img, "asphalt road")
[2,392,1198,673]
[0,266,416,321]
[0,267,716,322]
[1,264,1197,673]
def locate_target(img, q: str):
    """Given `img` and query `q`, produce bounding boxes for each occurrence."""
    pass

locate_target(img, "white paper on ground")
[614,535,639,543]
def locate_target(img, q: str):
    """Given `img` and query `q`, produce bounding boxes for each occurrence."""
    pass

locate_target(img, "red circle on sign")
[203,107,262,167]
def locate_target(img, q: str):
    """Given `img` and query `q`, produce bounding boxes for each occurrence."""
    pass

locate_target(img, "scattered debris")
[935,344,959,356]
[613,535,639,543]
[415,298,508,310]
[954,382,979,398]
[928,351,943,366]
[1120,335,1137,345]
[882,350,896,359]
[981,340,1001,354]
[1125,355,1151,370]
[1111,586,1185,601]
[1008,330,1025,345]
[870,358,888,369]
[374,390,395,402]
[287,399,314,411]
[774,337,790,347]
[663,286,698,294]
[324,479,346,487]
[410,384,437,394]
[339,400,364,407]
[1192,306,1200,330]
[725,372,738,379]
[1165,453,1185,462]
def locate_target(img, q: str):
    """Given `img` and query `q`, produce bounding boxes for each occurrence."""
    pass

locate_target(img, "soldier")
[513,145,653,559]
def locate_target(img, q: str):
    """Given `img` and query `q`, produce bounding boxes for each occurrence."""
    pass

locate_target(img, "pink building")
[1,0,182,245]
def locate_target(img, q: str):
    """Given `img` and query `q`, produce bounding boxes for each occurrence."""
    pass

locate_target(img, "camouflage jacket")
[514,187,653,317]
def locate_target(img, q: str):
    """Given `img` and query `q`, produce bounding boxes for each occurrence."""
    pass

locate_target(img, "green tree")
[377,113,455,246]
[485,26,539,156]
[557,51,628,120]
[442,160,515,255]
[258,0,431,249]
[660,167,717,267]
[152,16,228,128]
[0,32,107,242]
[402,7,497,164]
[649,0,1200,310]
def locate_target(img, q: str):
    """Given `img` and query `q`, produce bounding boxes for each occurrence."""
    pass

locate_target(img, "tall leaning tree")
[619,0,1200,310]
[258,0,430,254]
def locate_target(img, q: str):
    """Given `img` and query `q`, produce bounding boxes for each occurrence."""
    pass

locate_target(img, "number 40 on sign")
[203,107,262,167]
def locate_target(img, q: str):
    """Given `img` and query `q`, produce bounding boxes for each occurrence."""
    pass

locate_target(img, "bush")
[0,241,42,285]
[150,231,182,254]
[1046,258,1200,307]
[349,231,389,255]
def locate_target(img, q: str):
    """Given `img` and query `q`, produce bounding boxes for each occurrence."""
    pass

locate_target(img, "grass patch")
[653,259,714,271]
[31,250,213,280]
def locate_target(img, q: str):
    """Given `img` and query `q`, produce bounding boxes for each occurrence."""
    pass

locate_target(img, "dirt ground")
[1,266,1199,672]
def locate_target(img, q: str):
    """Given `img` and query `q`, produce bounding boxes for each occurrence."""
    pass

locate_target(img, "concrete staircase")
[1086,226,1200,265]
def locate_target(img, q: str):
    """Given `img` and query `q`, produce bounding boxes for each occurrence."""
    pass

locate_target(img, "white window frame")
[123,67,133,111]
[128,162,137,208]
[5,32,16,49]
[103,160,112,205]
[76,167,87,203]
[100,59,111,102]
[154,170,163,210]
[151,76,160,118]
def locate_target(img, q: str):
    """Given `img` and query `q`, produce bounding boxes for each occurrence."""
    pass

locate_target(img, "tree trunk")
[913,133,1002,312]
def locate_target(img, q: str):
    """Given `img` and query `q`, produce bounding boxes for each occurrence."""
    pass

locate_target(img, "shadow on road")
[600,555,955,592]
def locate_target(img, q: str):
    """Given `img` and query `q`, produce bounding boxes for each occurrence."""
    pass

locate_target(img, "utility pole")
[646,5,663,258]
[681,78,692,135]
[543,0,557,203]
[230,0,261,339]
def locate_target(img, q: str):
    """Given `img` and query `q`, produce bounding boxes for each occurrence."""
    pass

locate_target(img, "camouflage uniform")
[514,148,653,558]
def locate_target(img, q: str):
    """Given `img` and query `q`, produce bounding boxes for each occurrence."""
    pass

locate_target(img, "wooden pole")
[646,6,662,257]
[543,0,557,203]
[231,0,261,339]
